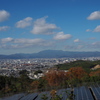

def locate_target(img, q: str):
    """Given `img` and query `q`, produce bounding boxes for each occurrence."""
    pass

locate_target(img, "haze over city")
[0,0,100,55]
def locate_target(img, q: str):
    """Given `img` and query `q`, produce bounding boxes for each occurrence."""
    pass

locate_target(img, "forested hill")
[55,60,100,72]
[0,50,100,59]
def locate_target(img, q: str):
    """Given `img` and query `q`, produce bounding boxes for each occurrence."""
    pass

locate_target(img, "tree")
[0,76,6,90]
[30,80,39,92]
[44,70,67,87]
[19,70,29,75]
[67,67,88,80]
[34,70,43,75]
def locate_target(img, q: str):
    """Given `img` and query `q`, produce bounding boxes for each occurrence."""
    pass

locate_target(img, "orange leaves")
[44,67,88,87]
[66,67,88,80]
[44,70,66,87]
[89,69,100,77]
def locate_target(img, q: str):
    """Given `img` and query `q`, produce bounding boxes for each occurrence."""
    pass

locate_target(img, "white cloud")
[14,38,44,44]
[74,39,80,43]
[13,38,54,48]
[0,26,10,31]
[91,41,100,49]
[0,10,10,22]
[31,16,58,34]
[92,42,100,46]
[86,29,91,32]
[0,37,53,49]
[93,25,100,32]
[1,37,13,43]
[15,17,33,28]
[87,11,100,20]
[53,32,72,40]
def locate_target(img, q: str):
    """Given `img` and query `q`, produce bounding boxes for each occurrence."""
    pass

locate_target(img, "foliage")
[0,75,6,90]
[44,70,67,87]
[38,77,48,91]
[89,69,100,77]
[34,70,43,75]
[19,70,29,75]
[67,67,88,80]
[31,80,39,91]
[55,60,100,72]
[50,90,62,100]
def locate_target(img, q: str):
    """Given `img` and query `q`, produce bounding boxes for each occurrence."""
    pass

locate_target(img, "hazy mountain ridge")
[0,50,100,59]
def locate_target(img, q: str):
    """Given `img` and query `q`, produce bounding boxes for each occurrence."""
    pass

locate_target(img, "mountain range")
[0,50,100,59]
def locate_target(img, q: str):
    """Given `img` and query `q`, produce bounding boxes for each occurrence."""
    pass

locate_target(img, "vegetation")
[55,60,100,71]
[34,70,43,75]
[19,70,29,75]
[1,60,100,98]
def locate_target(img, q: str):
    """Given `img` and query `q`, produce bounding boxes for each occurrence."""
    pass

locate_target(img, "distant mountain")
[0,50,100,59]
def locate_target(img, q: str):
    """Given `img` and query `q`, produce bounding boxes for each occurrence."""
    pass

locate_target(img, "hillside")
[55,60,100,72]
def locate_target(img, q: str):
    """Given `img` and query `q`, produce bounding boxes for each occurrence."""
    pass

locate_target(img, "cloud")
[15,17,33,28]
[93,25,100,32]
[14,38,44,44]
[0,10,10,22]
[0,26,10,31]
[80,41,100,50]
[31,16,58,34]
[87,41,100,50]
[1,37,13,43]
[13,38,54,48]
[0,37,54,49]
[92,42,100,47]
[86,29,91,32]
[74,39,80,43]
[87,11,100,20]
[53,32,72,40]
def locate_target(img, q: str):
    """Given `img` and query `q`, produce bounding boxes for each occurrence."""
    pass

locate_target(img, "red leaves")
[89,69,100,77]
[44,70,66,87]
[44,67,88,86]
[66,67,88,80]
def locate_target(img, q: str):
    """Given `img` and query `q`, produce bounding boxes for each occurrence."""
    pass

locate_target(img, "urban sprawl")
[0,57,100,79]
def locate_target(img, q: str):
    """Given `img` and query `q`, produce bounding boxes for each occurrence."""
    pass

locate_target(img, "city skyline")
[0,0,100,54]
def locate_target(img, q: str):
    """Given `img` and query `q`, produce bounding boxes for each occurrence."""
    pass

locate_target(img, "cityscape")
[0,57,100,79]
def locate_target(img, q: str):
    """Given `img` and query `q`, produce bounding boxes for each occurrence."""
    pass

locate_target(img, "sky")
[0,0,100,54]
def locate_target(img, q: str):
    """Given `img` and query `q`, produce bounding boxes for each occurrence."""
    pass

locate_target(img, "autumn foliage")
[44,70,67,87]
[44,67,89,87]
[66,67,88,80]
[89,69,100,77]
